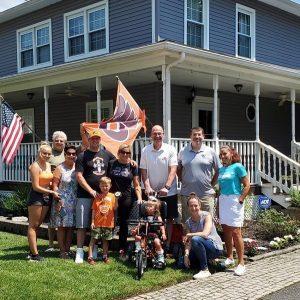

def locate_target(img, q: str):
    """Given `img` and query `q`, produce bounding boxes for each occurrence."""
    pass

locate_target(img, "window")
[17,20,52,72]
[236,4,255,60]
[86,100,113,123]
[64,1,109,62]
[184,0,209,49]
[16,108,35,142]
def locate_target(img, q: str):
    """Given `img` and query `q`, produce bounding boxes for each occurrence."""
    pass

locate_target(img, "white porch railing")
[291,141,300,163]
[3,138,257,184]
[258,141,300,194]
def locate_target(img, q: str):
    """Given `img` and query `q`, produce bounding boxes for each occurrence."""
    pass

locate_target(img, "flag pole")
[0,94,3,182]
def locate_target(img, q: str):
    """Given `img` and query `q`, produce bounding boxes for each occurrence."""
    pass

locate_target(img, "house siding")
[158,0,300,69]
[0,0,152,78]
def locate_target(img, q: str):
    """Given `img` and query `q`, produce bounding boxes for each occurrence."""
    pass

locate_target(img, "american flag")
[1,101,24,164]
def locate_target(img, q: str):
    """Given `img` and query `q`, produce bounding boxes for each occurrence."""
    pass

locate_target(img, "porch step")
[261,183,291,209]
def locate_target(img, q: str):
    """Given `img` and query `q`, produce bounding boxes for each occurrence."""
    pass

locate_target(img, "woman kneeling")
[183,193,223,280]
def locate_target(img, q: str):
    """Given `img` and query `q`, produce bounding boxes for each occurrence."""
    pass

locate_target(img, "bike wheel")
[136,250,144,280]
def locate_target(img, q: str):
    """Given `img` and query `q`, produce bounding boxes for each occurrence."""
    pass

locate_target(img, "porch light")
[26,92,34,100]
[155,71,162,81]
[234,84,243,93]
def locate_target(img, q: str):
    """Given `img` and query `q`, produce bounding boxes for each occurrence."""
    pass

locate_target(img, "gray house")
[0,0,299,207]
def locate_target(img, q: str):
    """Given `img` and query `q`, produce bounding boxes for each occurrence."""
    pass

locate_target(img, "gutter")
[164,52,186,143]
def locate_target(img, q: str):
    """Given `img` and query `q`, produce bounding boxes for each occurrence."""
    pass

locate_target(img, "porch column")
[254,82,261,184]
[44,86,49,141]
[254,82,260,141]
[96,76,102,123]
[291,89,296,142]
[162,64,171,144]
[213,74,219,153]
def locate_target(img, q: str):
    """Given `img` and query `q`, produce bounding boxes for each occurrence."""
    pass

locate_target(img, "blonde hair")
[36,142,52,160]
[99,176,111,186]
[118,143,131,153]
[145,199,161,217]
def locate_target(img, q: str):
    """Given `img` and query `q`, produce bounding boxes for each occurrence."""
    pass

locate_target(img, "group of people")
[26,124,250,279]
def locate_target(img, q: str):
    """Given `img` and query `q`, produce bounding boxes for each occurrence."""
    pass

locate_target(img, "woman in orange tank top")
[27,142,60,262]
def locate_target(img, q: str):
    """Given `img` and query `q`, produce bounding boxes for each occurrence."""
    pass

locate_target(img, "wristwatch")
[165,185,171,190]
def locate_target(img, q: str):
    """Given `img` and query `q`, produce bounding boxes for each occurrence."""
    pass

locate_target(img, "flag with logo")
[82,79,146,157]
[1,101,24,164]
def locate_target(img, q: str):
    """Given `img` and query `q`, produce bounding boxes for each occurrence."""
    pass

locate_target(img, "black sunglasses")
[66,152,76,156]
[119,150,131,155]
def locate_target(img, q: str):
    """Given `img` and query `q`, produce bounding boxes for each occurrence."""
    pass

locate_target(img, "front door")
[192,96,218,139]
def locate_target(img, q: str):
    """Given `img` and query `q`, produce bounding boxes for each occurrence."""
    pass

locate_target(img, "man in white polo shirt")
[177,127,220,222]
[140,125,178,250]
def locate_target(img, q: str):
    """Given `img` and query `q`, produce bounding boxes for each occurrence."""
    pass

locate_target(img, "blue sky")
[1,0,300,12]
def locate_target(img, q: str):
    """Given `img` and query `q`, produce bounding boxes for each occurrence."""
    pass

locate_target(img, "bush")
[1,184,30,217]
[290,189,300,208]
[254,209,300,240]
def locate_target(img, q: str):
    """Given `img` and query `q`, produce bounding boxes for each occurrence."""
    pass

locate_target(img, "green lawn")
[0,231,192,300]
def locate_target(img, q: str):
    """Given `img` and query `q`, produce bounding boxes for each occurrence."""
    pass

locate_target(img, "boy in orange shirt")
[88,177,118,264]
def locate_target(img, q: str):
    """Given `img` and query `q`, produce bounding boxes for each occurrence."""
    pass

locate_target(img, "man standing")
[177,127,220,222]
[140,125,178,250]
[75,129,114,263]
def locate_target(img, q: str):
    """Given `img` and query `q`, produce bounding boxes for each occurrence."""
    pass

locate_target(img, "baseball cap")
[89,129,101,138]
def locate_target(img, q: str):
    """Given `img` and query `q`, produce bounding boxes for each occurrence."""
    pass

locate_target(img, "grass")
[0,231,192,300]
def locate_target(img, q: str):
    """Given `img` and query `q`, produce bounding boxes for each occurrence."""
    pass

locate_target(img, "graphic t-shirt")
[92,192,116,228]
[218,163,247,195]
[108,159,138,206]
[75,149,115,198]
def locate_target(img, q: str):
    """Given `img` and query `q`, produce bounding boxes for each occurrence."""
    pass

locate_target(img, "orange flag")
[83,79,146,157]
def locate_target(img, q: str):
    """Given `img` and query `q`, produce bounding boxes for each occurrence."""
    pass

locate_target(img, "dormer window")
[236,4,256,60]
[64,1,109,62]
[184,0,209,50]
[17,20,52,72]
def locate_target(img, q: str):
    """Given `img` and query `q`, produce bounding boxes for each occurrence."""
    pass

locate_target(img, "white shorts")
[219,194,244,227]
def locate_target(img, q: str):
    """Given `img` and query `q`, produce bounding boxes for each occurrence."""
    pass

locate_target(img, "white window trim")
[236,4,256,61]
[86,100,113,122]
[245,103,256,123]
[64,1,109,62]
[16,108,35,142]
[184,0,209,50]
[16,19,52,73]
[192,96,219,133]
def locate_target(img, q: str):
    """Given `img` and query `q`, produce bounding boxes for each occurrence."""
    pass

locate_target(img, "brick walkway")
[127,249,300,300]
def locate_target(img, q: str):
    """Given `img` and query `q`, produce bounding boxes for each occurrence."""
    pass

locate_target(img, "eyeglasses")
[66,152,76,157]
[54,139,65,143]
[119,150,131,155]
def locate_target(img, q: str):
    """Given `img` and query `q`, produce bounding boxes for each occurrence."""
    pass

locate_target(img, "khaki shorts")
[91,227,113,240]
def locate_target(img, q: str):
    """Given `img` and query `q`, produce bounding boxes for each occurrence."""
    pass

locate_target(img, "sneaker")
[157,254,165,264]
[103,256,110,264]
[193,270,211,280]
[92,245,98,260]
[75,248,84,264]
[29,254,44,262]
[45,247,55,253]
[234,264,246,276]
[87,257,96,265]
[222,258,235,268]
[119,249,128,262]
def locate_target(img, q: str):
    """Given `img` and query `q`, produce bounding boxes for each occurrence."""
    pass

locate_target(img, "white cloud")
[0,0,25,12]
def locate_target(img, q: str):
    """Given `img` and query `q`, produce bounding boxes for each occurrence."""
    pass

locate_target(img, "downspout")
[163,52,186,144]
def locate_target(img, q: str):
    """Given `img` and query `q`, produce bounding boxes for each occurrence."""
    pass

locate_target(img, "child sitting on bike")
[87,177,118,265]
[131,198,167,266]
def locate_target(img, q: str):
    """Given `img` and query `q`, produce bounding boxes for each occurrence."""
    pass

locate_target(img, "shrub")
[1,184,30,217]
[290,189,300,208]
[254,209,300,240]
